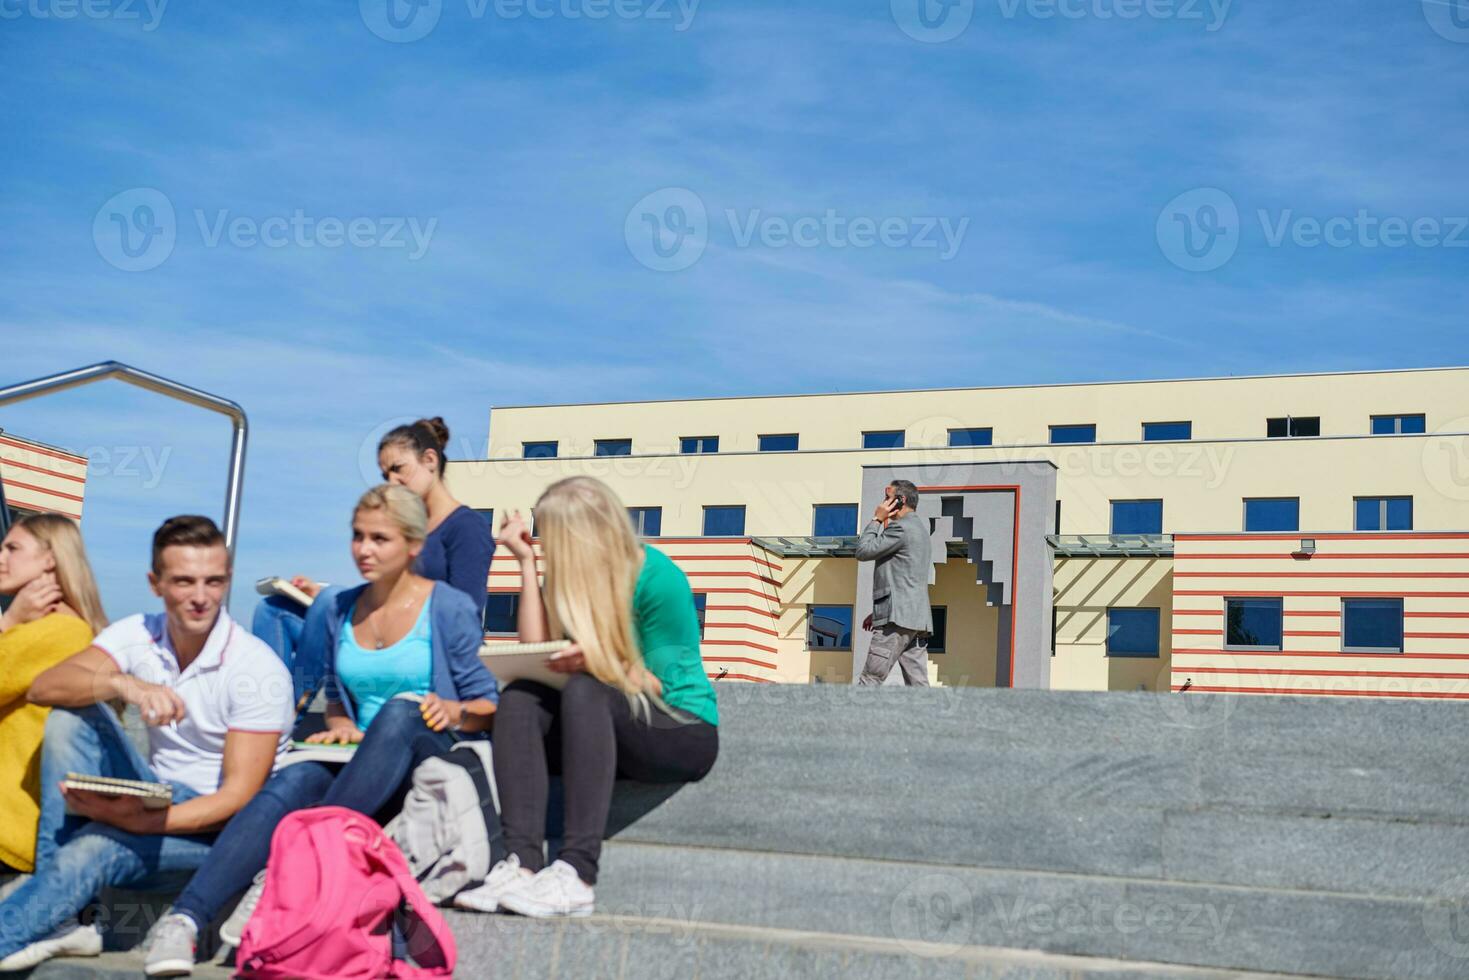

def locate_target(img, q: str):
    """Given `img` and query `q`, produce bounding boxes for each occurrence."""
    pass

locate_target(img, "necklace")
[363,585,423,650]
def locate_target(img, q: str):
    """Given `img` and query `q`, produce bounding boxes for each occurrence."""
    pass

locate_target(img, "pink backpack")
[235,806,456,980]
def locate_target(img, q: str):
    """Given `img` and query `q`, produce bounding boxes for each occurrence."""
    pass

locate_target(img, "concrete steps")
[15,686,1469,978]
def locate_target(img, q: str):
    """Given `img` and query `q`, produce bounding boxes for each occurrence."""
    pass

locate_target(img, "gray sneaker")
[219,872,267,948]
[143,914,197,977]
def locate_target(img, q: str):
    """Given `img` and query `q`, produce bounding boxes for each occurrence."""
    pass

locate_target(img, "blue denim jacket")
[320,581,498,727]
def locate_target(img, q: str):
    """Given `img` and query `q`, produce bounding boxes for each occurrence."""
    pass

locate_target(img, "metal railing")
[0,362,248,600]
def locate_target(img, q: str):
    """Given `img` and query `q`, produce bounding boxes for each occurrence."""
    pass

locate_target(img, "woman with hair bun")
[253,416,495,711]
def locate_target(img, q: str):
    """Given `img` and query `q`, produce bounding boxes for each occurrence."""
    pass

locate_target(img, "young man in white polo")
[0,516,293,973]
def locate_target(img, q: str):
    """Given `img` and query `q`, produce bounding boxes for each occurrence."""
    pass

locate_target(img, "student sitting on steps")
[0,514,109,879]
[454,476,719,919]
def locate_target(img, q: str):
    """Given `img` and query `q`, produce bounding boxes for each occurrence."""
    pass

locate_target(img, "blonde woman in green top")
[454,476,718,919]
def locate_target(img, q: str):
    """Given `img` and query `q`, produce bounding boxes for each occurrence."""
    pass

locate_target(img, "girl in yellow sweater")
[0,514,107,874]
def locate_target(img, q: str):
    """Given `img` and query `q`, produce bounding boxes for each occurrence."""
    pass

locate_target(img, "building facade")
[0,432,88,526]
[449,367,1469,700]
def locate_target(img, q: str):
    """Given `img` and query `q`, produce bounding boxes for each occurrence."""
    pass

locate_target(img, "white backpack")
[387,740,504,904]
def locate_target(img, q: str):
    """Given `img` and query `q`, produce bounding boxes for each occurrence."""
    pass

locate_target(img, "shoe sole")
[452,895,499,913]
[144,957,194,977]
[496,895,594,919]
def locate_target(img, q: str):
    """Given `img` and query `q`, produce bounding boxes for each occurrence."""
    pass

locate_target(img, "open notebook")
[255,576,316,607]
[62,773,172,811]
[479,640,572,690]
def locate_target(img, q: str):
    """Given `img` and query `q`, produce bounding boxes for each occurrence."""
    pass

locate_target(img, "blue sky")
[1,0,1466,621]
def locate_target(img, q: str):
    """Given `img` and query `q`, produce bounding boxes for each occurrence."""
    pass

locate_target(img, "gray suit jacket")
[856,511,933,634]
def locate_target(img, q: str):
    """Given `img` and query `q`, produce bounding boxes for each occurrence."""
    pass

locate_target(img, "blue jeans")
[251,586,344,713]
[171,698,460,929]
[0,706,211,959]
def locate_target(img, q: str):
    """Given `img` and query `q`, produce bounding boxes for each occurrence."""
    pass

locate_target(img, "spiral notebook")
[478,640,572,690]
[62,773,172,810]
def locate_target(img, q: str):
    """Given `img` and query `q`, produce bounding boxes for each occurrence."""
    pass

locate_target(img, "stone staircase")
[23,686,1469,978]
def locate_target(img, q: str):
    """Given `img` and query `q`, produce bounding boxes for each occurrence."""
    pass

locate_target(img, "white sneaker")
[496,860,594,918]
[219,871,267,947]
[0,920,102,972]
[143,913,197,977]
[452,854,532,913]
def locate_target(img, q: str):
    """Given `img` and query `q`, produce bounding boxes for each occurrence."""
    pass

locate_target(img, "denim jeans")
[251,585,344,713]
[0,706,211,959]
[171,698,460,929]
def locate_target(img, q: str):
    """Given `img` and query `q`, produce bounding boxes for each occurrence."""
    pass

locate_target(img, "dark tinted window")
[759,434,799,452]
[1050,424,1096,444]
[813,504,859,536]
[808,606,853,650]
[1245,498,1299,532]
[1343,598,1403,652]
[703,506,746,536]
[1106,608,1160,656]
[1111,500,1163,534]
[1143,421,1192,441]
[1226,597,1283,649]
[948,428,993,447]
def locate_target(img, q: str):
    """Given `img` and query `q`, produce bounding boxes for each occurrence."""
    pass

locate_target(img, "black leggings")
[494,674,718,884]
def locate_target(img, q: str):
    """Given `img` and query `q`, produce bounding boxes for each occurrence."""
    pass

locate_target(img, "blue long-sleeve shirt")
[415,505,494,620]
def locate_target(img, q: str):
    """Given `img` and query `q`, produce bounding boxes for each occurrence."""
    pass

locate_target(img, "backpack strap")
[441,741,505,866]
[386,868,458,977]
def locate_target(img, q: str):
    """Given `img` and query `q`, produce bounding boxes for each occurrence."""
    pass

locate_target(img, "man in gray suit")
[856,479,933,686]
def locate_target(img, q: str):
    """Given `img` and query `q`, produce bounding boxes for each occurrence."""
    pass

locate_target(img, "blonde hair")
[13,514,108,634]
[535,477,650,703]
[353,484,428,542]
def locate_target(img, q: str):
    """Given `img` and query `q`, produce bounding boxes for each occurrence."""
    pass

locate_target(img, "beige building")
[448,366,1469,699]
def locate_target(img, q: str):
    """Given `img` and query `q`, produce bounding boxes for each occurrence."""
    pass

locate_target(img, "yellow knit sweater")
[0,613,94,872]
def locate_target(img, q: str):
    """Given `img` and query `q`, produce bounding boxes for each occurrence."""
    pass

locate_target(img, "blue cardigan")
[320,581,499,727]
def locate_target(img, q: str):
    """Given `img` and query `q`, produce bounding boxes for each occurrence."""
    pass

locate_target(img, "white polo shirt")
[92,610,294,795]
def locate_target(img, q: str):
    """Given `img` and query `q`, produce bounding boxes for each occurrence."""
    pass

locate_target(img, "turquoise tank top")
[336,594,434,730]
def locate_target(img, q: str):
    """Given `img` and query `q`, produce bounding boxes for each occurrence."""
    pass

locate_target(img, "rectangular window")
[863,430,905,450]
[473,508,494,532]
[1267,416,1320,438]
[627,507,663,536]
[522,441,558,459]
[807,605,853,650]
[1244,497,1300,532]
[1111,499,1163,535]
[1355,496,1413,531]
[1225,597,1284,650]
[1343,598,1403,653]
[1143,421,1192,441]
[594,439,632,456]
[1371,414,1426,435]
[1106,608,1160,657]
[693,593,707,638]
[948,427,993,447]
[1049,424,1096,445]
[759,433,799,452]
[702,505,746,536]
[483,593,521,635]
[813,503,859,537]
[680,436,718,454]
[929,607,948,653]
